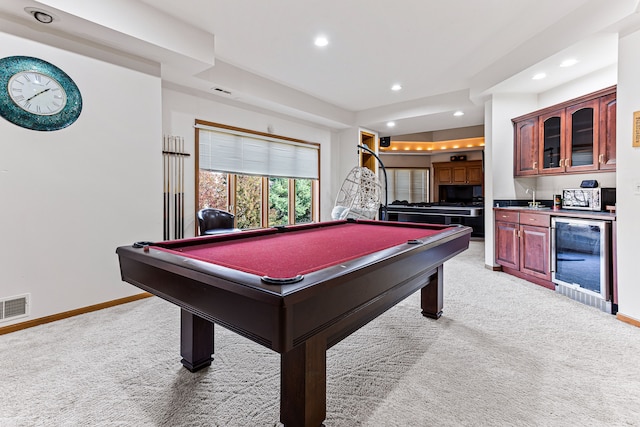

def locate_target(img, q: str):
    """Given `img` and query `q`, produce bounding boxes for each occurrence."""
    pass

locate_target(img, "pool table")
[116,219,471,426]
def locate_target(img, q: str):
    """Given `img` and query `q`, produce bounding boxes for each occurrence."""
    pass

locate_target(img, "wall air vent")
[0,294,29,322]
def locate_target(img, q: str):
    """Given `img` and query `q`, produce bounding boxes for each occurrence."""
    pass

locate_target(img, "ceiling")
[2,0,640,137]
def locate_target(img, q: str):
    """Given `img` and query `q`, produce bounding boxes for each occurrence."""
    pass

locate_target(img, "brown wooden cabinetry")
[495,210,520,269]
[564,98,600,173]
[433,160,483,202]
[433,160,483,185]
[513,86,616,176]
[538,109,563,175]
[514,118,539,176]
[494,209,552,289]
[598,92,617,170]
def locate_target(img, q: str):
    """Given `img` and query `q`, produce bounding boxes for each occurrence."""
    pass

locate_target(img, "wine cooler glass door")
[551,217,610,299]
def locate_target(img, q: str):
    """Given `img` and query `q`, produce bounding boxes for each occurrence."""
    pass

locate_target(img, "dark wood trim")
[0,293,153,336]
[194,119,320,149]
[616,313,640,328]
[485,264,503,271]
[194,123,201,235]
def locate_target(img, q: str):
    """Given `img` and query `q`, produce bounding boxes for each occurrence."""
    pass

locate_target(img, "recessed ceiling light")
[560,59,578,68]
[386,121,396,127]
[24,7,57,24]
[314,36,329,47]
[391,84,402,91]
[453,111,464,117]
[532,73,547,80]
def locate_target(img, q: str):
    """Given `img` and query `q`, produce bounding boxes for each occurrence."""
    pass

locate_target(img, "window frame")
[195,120,320,232]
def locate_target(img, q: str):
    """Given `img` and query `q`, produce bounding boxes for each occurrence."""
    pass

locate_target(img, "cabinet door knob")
[559,159,564,167]
[533,161,538,170]
[599,154,604,164]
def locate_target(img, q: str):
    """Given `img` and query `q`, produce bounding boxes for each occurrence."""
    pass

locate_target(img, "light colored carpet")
[1,241,639,426]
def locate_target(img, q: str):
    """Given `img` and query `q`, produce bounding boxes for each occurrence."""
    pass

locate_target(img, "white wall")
[0,32,162,326]
[615,29,640,322]
[161,87,337,230]
[484,93,538,265]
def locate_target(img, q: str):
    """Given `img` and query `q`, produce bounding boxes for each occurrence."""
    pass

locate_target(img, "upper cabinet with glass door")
[513,86,616,177]
[538,109,563,175]
[565,99,600,173]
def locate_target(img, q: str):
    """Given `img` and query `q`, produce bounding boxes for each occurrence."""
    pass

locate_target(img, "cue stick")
[173,136,178,239]
[167,136,171,240]
[163,136,169,240]
[179,137,185,238]
[176,136,181,239]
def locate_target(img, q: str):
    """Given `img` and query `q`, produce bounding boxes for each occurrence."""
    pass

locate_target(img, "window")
[268,177,288,227]
[382,168,429,203]
[235,174,263,229]
[295,179,313,223]
[198,170,228,211]
[196,120,319,230]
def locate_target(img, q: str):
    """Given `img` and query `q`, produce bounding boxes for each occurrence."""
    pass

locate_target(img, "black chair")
[197,208,241,235]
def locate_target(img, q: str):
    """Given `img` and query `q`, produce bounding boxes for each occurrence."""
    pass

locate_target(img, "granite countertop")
[494,206,616,220]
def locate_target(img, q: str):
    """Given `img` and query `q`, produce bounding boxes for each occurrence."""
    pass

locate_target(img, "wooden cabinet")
[433,160,483,185]
[565,98,600,173]
[518,212,551,280]
[513,86,616,176]
[598,92,617,171]
[514,118,539,176]
[495,210,520,269]
[538,109,563,174]
[466,163,483,184]
[495,209,552,288]
[433,160,483,202]
[435,166,453,184]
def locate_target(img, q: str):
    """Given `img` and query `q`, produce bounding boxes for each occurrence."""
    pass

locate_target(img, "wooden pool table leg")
[280,334,327,427]
[180,309,214,372]
[421,265,444,319]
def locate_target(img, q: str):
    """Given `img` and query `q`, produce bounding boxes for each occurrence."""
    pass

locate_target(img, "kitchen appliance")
[561,187,616,211]
[551,217,613,313]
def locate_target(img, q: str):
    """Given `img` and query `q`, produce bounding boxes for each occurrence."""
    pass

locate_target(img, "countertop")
[494,206,616,221]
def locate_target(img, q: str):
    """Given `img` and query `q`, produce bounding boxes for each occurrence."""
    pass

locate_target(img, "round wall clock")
[0,56,82,131]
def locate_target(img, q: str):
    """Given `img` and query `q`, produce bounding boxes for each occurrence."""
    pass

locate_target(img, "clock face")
[8,71,68,116]
[0,56,82,131]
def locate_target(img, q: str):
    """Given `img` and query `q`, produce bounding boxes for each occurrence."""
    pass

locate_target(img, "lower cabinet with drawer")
[494,209,553,289]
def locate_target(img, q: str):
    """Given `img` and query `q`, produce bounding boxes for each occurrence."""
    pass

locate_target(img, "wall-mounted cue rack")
[162,135,190,240]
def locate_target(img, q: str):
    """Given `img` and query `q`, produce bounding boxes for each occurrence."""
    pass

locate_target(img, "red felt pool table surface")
[151,221,448,279]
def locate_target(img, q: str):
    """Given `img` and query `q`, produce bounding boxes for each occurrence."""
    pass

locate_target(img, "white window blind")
[383,168,429,203]
[197,125,319,180]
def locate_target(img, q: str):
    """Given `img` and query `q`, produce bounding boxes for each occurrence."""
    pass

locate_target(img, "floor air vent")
[555,284,611,314]
[0,294,29,322]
